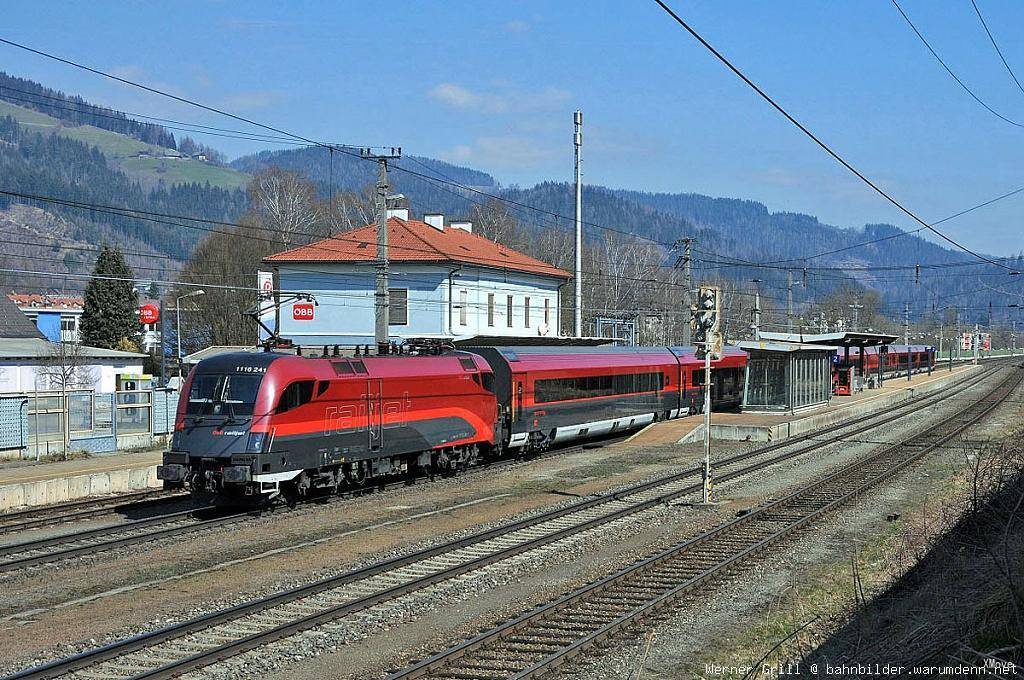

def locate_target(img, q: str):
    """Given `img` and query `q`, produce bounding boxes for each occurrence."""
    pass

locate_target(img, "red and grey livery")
[158,345,746,503]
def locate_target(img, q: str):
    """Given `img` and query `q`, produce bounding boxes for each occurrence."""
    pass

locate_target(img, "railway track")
[0,506,257,573]
[5,365,1005,679]
[0,435,630,576]
[387,366,1023,680]
[0,489,191,535]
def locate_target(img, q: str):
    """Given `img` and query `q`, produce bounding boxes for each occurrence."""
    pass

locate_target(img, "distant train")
[158,345,747,503]
[832,344,936,395]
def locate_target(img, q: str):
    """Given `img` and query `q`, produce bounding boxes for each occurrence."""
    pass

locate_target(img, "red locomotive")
[158,345,747,503]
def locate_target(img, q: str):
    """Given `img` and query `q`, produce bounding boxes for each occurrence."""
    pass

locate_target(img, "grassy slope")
[0,99,249,190]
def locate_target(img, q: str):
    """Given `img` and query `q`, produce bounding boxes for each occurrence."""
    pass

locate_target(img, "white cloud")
[429,83,485,110]
[440,136,553,170]
[216,90,282,111]
[504,19,530,33]
[109,65,147,81]
[428,82,570,115]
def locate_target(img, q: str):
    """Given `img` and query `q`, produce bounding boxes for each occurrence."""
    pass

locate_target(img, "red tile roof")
[8,293,84,309]
[264,217,572,280]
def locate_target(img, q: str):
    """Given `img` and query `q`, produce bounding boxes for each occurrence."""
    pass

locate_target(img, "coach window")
[487,293,495,327]
[277,380,315,413]
[389,288,408,325]
[459,289,468,326]
[506,295,514,327]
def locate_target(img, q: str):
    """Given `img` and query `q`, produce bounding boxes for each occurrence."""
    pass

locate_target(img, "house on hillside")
[263,209,572,345]
[9,293,84,343]
[9,293,161,352]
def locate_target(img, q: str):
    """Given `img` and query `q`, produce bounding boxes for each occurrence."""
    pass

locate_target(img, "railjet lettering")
[323,392,413,435]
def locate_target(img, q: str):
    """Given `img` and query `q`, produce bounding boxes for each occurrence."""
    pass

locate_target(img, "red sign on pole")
[292,303,315,321]
[139,303,160,325]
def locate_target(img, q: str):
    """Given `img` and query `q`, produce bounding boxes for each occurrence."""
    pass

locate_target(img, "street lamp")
[176,290,205,377]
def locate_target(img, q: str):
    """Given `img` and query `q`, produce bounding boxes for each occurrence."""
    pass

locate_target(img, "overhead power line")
[970,0,1024,97]
[2,31,1017,288]
[0,36,692,253]
[892,0,1024,128]
[651,0,1020,274]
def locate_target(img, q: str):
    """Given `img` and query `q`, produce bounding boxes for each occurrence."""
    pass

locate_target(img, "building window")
[487,293,495,327]
[524,297,531,328]
[544,299,550,326]
[60,315,77,332]
[506,295,514,328]
[389,288,408,325]
[459,289,468,326]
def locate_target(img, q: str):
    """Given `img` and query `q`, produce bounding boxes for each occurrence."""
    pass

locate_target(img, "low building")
[264,210,572,345]
[738,341,835,413]
[0,295,147,393]
[0,296,156,458]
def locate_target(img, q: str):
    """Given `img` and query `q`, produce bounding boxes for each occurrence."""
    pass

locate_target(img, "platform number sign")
[692,285,721,360]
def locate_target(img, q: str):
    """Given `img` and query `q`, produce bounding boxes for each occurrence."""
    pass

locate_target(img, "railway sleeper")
[447,670,513,680]
[503,634,572,648]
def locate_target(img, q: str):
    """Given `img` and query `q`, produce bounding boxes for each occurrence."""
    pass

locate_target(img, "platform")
[0,449,163,511]
[630,364,978,446]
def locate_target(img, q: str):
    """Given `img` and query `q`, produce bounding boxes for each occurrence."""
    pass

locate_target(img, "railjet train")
[157,345,746,503]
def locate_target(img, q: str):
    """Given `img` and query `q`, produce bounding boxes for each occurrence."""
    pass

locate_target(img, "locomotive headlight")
[247,432,266,453]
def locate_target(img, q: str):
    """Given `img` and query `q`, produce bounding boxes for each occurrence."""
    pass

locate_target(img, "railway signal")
[692,285,721,360]
[691,285,721,504]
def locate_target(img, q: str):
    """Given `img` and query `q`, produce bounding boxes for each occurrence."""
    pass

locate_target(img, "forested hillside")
[0,115,247,260]
[1,68,1019,325]
[0,71,176,148]
[232,146,496,216]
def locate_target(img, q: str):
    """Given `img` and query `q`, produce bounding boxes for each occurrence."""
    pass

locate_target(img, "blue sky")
[2,1,1023,255]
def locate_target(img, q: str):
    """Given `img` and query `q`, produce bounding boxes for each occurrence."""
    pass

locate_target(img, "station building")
[264,210,572,346]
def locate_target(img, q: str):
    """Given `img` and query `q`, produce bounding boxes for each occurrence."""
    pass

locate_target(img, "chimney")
[450,220,473,233]
[385,207,410,221]
[424,213,445,231]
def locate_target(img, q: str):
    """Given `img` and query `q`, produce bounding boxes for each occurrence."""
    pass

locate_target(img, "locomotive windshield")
[186,373,262,417]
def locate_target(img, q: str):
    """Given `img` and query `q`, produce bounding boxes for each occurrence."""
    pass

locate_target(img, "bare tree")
[175,225,275,348]
[247,168,325,247]
[324,186,376,233]
[37,341,97,392]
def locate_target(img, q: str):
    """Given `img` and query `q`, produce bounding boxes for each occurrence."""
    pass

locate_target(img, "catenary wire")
[651,0,1019,273]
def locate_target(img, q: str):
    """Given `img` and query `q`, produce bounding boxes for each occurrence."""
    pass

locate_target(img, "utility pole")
[573,110,584,338]
[751,279,762,340]
[973,323,979,365]
[159,297,166,387]
[905,302,911,381]
[786,270,794,332]
[676,238,695,345]
[849,302,863,331]
[364,147,402,352]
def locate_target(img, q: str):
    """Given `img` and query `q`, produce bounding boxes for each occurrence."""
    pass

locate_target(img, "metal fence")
[0,388,179,459]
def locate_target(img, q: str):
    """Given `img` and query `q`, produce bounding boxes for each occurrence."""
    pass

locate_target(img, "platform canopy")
[757,331,898,348]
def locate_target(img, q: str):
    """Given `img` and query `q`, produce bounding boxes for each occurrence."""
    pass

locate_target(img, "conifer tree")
[79,246,140,350]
